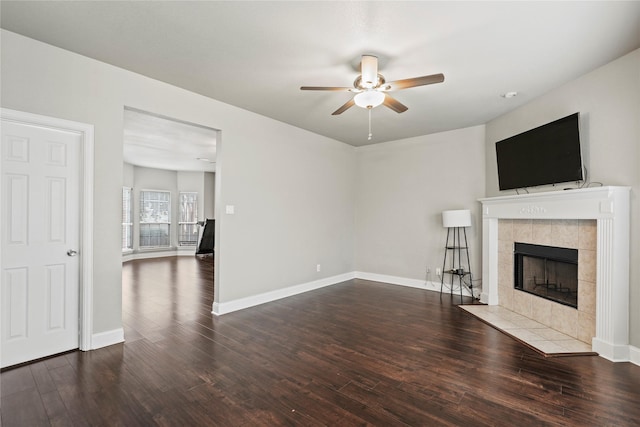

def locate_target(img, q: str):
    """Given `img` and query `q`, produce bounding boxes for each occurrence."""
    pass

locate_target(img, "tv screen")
[495,113,583,191]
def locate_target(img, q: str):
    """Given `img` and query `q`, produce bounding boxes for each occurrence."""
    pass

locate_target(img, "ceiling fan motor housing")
[353,74,386,91]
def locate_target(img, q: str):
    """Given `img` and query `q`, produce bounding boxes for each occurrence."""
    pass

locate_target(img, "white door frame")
[1,108,94,351]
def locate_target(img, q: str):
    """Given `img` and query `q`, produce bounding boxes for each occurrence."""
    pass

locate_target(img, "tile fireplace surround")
[479,186,631,362]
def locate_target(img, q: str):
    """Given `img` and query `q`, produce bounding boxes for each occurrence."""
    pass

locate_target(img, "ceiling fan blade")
[361,55,378,88]
[383,95,408,113]
[332,99,355,115]
[384,73,445,91]
[300,86,352,91]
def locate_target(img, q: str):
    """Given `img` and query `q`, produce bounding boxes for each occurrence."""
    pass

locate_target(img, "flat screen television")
[495,113,583,191]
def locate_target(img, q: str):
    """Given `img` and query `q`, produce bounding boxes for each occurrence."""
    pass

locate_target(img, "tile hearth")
[460,304,596,356]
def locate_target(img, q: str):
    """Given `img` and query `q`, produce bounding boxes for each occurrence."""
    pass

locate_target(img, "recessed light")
[501,91,518,99]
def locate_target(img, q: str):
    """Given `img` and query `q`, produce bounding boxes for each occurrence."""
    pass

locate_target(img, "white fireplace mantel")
[479,186,631,361]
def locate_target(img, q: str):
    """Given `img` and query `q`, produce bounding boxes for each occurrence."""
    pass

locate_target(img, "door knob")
[67,249,78,257]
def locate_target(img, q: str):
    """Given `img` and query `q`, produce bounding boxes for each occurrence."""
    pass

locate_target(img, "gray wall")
[123,162,134,188]
[1,30,355,334]
[485,48,640,346]
[204,172,215,219]
[216,122,356,302]
[355,125,486,287]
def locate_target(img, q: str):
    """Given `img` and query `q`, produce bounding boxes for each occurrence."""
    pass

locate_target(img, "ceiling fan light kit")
[301,54,445,140]
[354,90,385,109]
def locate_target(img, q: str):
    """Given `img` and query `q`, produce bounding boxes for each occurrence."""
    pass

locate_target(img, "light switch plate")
[225,205,235,214]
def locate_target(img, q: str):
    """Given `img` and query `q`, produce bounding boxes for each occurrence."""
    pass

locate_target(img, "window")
[122,187,133,251]
[178,192,198,246]
[139,190,171,248]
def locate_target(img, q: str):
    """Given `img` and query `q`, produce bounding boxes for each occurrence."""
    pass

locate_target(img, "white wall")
[1,30,355,334]
[485,49,640,346]
[355,125,486,289]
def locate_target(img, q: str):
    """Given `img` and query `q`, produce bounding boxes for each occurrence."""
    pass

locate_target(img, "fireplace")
[514,242,578,309]
[480,186,631,362]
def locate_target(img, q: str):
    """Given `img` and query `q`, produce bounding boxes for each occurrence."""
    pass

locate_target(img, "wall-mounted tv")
[495,113,583,191]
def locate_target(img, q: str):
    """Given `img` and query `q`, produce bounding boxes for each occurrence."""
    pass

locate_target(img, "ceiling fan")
[300,55,445,116]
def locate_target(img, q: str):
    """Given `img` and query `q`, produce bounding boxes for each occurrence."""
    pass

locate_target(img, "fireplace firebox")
[514,242,578,308]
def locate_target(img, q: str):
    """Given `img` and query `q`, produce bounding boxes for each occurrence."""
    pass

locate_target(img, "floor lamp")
[440,209,473,302]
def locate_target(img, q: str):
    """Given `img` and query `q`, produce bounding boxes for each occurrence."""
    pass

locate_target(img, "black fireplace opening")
[514,242,578,309]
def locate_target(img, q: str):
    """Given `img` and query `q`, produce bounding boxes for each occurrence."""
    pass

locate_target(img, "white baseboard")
[177,250,197,256]
[212,272,356,315]
[592,338,631,362]
[123,249,196,262]
[629,345,640,366]
[212,270,478,316]
[355,271,426,289]
[91,328,125,350]
[595,343,640,365]
[355,271,474,297]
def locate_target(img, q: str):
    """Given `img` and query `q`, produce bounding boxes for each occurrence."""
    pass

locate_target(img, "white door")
[1,120,81,368]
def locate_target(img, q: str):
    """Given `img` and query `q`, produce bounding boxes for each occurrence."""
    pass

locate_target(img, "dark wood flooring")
[2,256,640,426]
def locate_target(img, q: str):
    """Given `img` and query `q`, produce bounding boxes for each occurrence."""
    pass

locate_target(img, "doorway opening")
[121,107,219,327]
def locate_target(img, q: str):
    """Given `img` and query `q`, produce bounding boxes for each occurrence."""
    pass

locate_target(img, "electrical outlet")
[316,264,321,272]
[436,267,442,277]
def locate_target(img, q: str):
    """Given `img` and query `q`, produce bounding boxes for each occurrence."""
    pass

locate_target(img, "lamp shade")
[442,209,472,228]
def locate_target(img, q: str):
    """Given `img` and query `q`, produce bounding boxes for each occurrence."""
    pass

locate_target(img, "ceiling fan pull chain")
[368,106,373,140]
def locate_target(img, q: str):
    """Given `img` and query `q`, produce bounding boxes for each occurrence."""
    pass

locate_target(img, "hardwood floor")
[2,256,640,426]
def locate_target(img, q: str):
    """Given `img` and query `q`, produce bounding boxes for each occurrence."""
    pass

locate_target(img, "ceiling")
[123,108,217,172]
[2,1,639,147]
